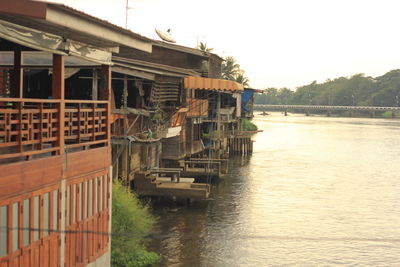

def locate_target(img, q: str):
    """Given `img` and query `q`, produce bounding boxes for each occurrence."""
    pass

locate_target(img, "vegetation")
[221,56,250,86]
[242,119,258,131]
[255,70,400,107]
[197,42,213,52]
[112,181,159,267]
[196,43,250,87]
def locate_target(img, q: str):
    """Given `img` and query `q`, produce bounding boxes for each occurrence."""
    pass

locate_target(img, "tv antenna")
[125,0,134,29]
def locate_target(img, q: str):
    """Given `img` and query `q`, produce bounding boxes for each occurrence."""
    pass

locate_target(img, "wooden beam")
[52,54,65,155]
[13,48,23,98]
[92,68,98,100]
[101,65,111,145]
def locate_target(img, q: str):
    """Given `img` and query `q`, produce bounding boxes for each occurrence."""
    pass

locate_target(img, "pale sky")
[45,0,400,90]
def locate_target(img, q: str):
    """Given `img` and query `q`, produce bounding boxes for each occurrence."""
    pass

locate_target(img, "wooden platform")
[134,172,210,199]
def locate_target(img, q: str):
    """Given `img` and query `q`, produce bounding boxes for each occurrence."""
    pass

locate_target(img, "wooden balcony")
[0,98,109,162]
[187,98,208,118]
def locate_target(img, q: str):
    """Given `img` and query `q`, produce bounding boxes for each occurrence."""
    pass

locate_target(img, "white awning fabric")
[0,19,113,65]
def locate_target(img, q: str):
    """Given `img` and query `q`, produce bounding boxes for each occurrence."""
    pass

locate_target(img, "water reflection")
[149,113,400,266]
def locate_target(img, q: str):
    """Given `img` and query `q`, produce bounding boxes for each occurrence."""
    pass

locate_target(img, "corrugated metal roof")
[48,3,152,43]
[0,1,152,52]
[153,41,208,58]
[113,56,200,78]
[184,76,244,92]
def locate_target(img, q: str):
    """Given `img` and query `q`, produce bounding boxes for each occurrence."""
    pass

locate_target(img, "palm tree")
[222,56,241,81]
[197,42,213,52]
[234,73,250,87]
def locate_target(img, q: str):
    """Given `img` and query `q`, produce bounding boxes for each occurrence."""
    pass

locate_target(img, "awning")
[0,19,112,65]
[0,19,66,55]
[184,76,244,92]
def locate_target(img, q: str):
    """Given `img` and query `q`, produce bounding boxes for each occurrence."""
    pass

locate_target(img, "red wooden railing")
[64,100,109,149]
[0,98,109,161]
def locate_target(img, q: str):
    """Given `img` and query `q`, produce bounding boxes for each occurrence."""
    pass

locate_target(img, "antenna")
[125,0,134,29]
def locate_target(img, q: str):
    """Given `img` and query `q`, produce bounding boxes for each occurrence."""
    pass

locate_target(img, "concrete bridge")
[254,104,400,117]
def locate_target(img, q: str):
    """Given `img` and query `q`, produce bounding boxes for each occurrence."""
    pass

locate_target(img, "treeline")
[255,70,400,107]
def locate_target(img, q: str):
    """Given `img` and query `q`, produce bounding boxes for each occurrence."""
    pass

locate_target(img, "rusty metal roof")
[113,56,200,78]
[184,76,244,92]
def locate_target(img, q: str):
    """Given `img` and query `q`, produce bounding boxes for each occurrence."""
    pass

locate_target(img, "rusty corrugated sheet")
[184,76,244,92]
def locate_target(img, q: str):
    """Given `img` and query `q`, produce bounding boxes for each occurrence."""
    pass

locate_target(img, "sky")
[45,0,400,90]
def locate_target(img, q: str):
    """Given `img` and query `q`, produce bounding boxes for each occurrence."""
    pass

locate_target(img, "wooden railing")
[187,98,208,117]
[64,100,108,149]
[0,98,109,161]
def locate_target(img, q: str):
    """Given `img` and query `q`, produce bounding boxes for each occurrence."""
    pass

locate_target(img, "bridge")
[254,104,400,117]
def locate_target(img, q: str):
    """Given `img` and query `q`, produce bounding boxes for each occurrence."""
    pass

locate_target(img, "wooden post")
[100,65,112,145]
[13,48,23,98]
[52,54,65,155]
[123,75,128,137]
[92,68,98,100]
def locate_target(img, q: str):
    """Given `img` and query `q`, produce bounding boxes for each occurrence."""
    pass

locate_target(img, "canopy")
[184,76,244,92]
[0,19,112,65]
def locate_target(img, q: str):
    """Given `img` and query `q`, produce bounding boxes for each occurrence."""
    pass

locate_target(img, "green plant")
[111,181,159,267]
[201,133,210,140]
[242,119,258,131]
[382,111,400,118]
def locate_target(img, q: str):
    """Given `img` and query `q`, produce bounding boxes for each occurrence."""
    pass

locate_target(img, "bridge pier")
[305,110,309,116]
[348,110,353,117]
[284,110,288,116]
[327,110,331,117]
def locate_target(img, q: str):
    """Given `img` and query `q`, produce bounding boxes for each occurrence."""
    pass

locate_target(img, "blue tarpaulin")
[241,89,254,112]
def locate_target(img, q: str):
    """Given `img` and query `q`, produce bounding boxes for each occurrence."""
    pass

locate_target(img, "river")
[149,113,400,266]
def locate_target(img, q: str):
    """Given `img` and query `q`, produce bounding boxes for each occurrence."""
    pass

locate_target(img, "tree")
[222,56,241,81]
[197,42,213,52]
[234,72,250,87]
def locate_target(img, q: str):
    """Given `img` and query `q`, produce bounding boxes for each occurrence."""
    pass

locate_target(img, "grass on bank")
[242,118,258,131]
[382,111,400,118]
[112,181,159,267]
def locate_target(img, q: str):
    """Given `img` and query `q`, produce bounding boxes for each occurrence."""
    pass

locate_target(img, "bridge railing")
[254,104,400,111]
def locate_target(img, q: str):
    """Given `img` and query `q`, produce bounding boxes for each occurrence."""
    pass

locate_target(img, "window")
[12,202,19,252]
[43,193,49,237]
[88,179,93,217]
[52,190,58,231]
[0,205,7,257]
[66,186,70,226]
[78,183,82,221]
[94,178,98,214]
[72,184,76,223]
[99,176,103,212]
[23,199,30,247]
[33,196,39,241]
[104,176,108,209]
[83,181,87,219]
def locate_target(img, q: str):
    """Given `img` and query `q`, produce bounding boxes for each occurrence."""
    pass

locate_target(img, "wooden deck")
[134,171,210,199]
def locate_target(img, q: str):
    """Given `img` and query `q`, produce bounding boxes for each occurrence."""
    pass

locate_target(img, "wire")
[3,227,400,243]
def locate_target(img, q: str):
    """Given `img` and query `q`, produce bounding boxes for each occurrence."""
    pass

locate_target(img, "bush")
[242,119,258,131]
[111,181,159,267]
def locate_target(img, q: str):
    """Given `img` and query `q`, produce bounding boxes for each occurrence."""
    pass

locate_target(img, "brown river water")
[148,113,400,267]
